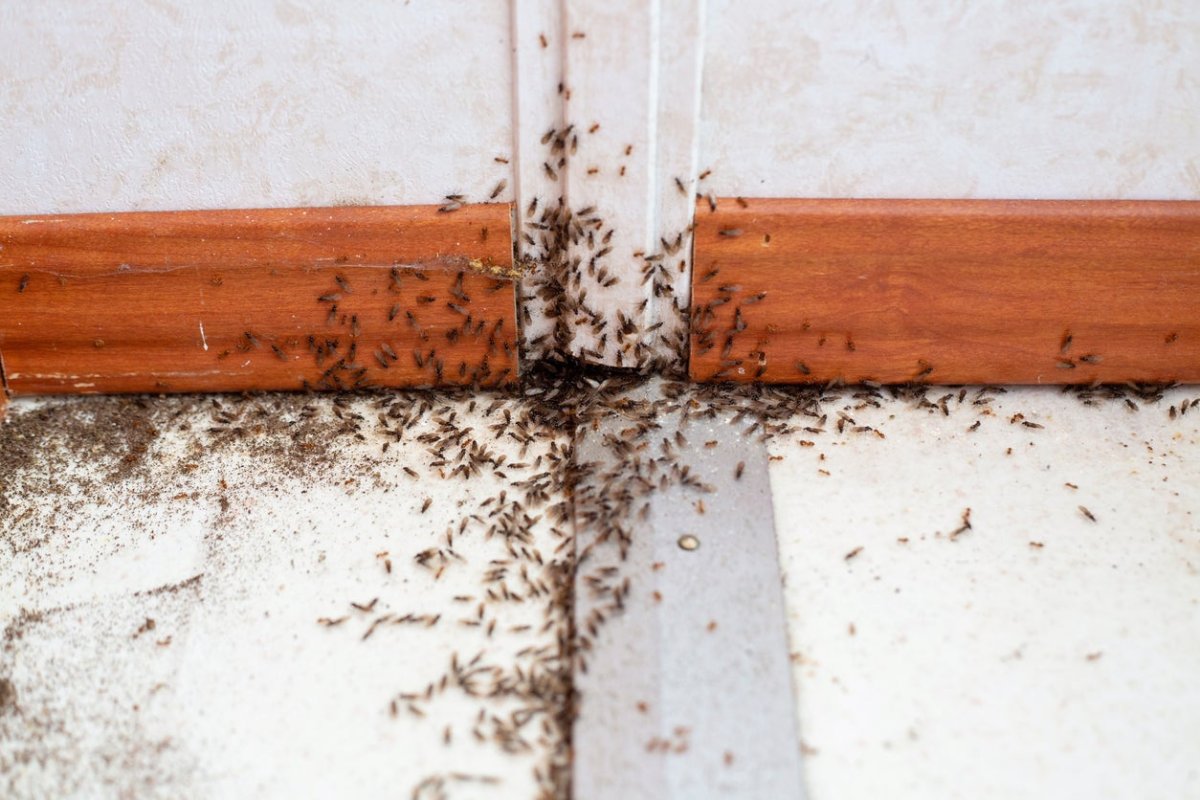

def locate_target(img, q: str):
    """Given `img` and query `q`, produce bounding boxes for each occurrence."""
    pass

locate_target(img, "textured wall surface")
[701,0,1200,199]
[0,1,513,214]
[3,1,1197,362]
[6,2,1198,211]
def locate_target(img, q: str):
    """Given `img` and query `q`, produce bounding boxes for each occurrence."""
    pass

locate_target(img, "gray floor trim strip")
[572,384,806,799]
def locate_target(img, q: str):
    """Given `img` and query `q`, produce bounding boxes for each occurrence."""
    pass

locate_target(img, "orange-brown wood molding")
[0,205,517,394]
[690,198,1200,384]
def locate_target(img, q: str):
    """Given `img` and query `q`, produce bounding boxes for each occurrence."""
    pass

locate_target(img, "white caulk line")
[199,322,209,351]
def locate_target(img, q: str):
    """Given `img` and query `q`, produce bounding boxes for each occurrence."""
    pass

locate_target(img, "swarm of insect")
[516,125,694,376]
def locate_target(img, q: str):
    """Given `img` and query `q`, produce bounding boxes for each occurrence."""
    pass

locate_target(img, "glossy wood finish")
[690,199,1200,384]
[0,205,517,394]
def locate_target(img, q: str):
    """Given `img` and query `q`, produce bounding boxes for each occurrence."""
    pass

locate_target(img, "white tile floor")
[0,394,572,799]
[771,386,1200,800]
[3,384,1199,799]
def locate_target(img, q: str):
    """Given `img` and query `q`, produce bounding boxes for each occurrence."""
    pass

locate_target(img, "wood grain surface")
[690,198,1200,384]
[0,205,517,394]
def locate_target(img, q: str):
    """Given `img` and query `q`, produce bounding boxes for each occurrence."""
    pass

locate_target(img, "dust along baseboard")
[690,198,1200,385]
[0,204,517,395]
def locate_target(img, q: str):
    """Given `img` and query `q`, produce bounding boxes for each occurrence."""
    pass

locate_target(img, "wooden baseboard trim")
[0,205,517,394]
[690,198,1200,385]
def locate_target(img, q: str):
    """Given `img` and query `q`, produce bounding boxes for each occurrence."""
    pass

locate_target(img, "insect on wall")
[513,124,696,378]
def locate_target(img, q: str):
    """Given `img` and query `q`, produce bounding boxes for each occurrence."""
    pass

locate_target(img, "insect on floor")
[0,387,577,800]
[769,383,1200,800]
[2,375,1199,800]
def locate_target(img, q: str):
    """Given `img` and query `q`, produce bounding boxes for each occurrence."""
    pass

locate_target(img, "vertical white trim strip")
[513,0,706,371]
[648,0,706,370]
[561,0,659,367]
[512,0,566,363]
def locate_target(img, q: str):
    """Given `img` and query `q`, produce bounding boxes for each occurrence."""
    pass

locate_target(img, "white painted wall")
[700,0,1200,199]
[0,1,514,214]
